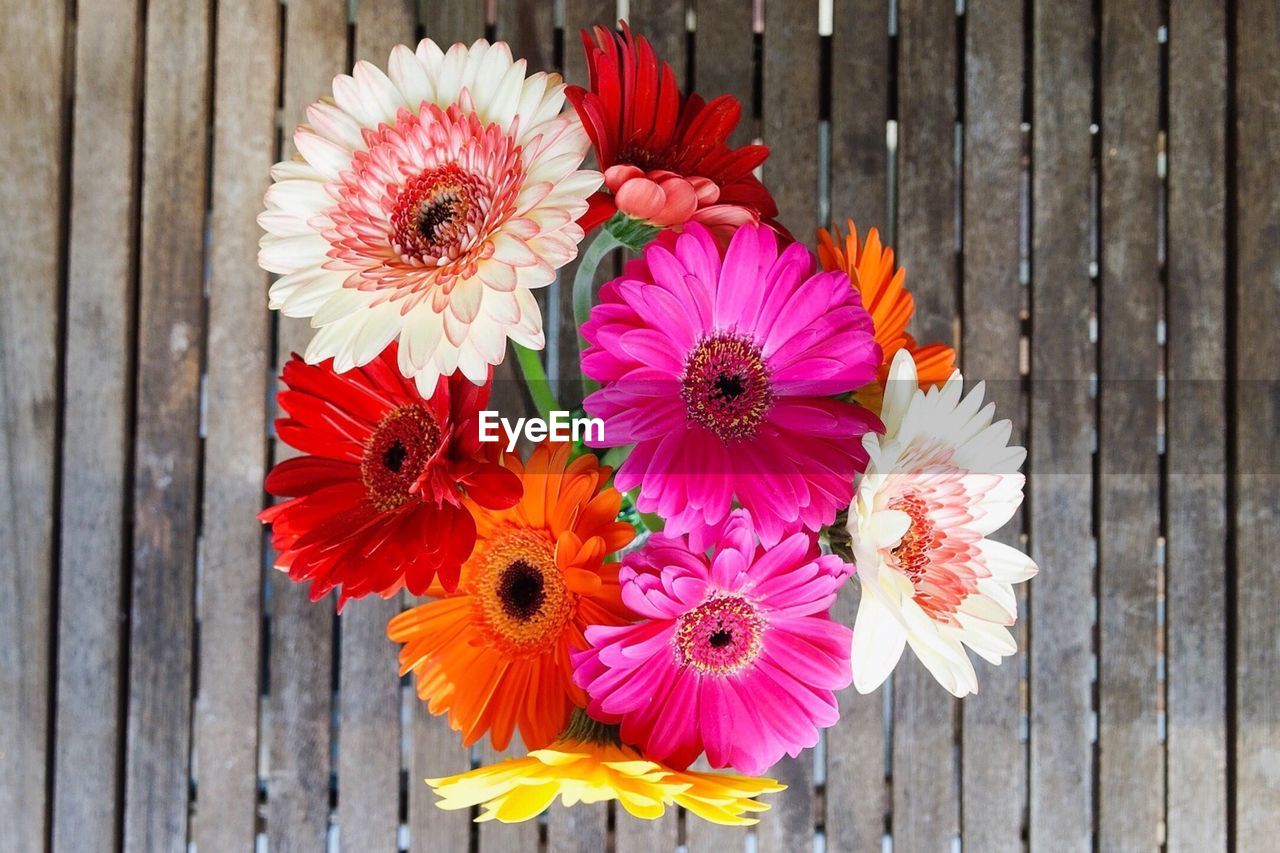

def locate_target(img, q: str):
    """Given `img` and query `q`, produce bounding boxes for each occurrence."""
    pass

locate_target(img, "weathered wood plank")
[829,0,889,231]
[756,4,821,851]
[1098,1,1162,849]
[1233,0,1280,847]
[267,1,347,848]
[893,1,960,850]
[695,0,756,148]
[960,1,1027,850]
[476,741,541,852]
[329,12,420,852]
[1165,1,1228,849]
[420,0,486,44]
[408,708,472,851]
[48,0,138,848]
[1028,0,1095,847]
[0,0,67,848]
[825,4,890,849]
[684,759,748,853]
[120,0,211,847]
[190,0,277,849]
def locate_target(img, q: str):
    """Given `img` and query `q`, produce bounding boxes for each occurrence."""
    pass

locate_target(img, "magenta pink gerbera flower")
[579,223,882,545]
[572,510,853,775]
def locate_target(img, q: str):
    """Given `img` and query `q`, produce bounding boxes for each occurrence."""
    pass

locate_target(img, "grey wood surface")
[1,1,1273,851]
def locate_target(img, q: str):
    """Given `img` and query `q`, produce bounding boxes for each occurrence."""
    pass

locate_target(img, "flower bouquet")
[258,24,1036,827]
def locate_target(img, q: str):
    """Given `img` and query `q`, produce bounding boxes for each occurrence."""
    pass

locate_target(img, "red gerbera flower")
[567,23,780,240]
[260,344,521,607]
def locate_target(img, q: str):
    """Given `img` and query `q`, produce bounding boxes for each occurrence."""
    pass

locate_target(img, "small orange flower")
[817,220,956,409]
[389,441,635,751]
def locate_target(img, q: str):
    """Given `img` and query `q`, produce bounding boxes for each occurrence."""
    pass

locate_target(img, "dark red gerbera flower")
[567,23,780,241]
[260,344,521,607]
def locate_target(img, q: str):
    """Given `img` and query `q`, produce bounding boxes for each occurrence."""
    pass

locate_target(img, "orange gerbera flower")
[817,220,956,409]
[388,441,636,751]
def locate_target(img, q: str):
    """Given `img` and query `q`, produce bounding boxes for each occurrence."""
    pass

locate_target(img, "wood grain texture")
[1027,1,1096,848]
[960,1,1027,850]
[120,0,211,847]
[1165,1,1228,849]
[893,2,960,850]
[825,6,890,849]
[1233,0,1280,846]
[0,0,66,848]
[694,0,756,148]
[48,0,139,848]
[266,1,348,848]
[420,0,486,43]
[1098,1,1162,849]
[830,0,889,231]
[407,709,472,852]
[190,0,277,848]
[329,11,420,852]
[757,5,821,851]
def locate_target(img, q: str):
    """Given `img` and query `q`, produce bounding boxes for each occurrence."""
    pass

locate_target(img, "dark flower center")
[674,595,766,675]
[390,163,488,263]
[361,404,442,512]
[680,333,774,441]
[497,559,547,622]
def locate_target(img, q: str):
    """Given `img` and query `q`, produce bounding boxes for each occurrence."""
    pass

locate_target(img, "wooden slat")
[756,4,821,851]
[893,1,960,849]
[328,10,420,852]
[1097,0,1162,848]
[1028,0,1095,848]
[47,0,138,848]
[1165,1,1229,849]
[267,1,347,848]
[959,1,1027,850]
[476,741,541,852]
[408,709,472,851]
[120,0,211,846]
[825,3,890,849]
[829,0,889,231]
[0,0,67,848]
[190,0,277,849]
[684,758,747,853]
[420,0,486,44]
[1233,0,1280,846]
[694,0,756,148]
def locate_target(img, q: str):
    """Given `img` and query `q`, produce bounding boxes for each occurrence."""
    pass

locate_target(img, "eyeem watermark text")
[478,411,605,452]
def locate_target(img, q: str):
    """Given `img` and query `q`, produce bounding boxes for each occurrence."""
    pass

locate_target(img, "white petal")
[401,308,445,371]
[294,129,352,180]
[389,44,434,108]
[351,303,402,365]
[851,591,908,694]
[868,509,911,549]
[259,233,330,274]
[976,538,1038,584]
[448,276,484,323]
[311,287,373,326]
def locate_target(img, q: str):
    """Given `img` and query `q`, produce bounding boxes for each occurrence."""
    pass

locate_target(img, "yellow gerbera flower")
[426,710,784,825]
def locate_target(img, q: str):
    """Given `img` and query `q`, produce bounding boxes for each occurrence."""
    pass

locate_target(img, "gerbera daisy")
[567,24,779,240]
[846,350,1037,697]
[388,441,635,750]
[580,222,882,546]
[260,344,521,606]
[817,219,956,409]
[426,708,785,825]
[573,511,853,775]
[259,39,602,394]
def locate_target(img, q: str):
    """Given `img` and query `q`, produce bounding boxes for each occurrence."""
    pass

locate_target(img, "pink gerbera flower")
[580,223,882,545]
[572,510,853,775]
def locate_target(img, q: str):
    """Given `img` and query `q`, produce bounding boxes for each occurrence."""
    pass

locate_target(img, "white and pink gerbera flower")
[847,350,1037,697]
[259,39,602,392]
[572,510,853,775]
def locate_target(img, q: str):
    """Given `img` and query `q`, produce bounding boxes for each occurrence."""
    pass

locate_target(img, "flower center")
[471,526,574,657]
[361,405,442,511]
[390,162,489,264]
[888,492,939,586]
[673,595,766,675]
[680,333,774,441]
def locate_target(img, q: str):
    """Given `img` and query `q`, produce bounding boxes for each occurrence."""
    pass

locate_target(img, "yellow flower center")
[470,525,574,657]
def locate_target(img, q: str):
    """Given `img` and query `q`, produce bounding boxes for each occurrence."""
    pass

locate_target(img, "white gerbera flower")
[259,39,602,394]
[847,349,1037,697]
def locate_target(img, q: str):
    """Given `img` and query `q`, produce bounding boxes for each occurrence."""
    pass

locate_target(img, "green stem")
[572,227,628,400]
[512,342,557,422]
